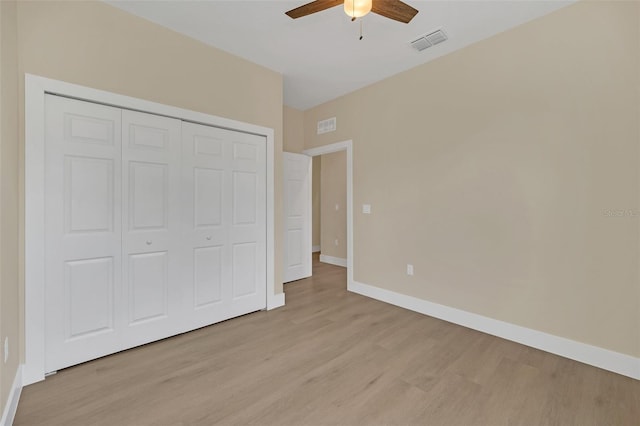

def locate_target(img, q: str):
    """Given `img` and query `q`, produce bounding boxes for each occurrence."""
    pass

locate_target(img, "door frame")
[303,141,353,289]
[24,74,278,385]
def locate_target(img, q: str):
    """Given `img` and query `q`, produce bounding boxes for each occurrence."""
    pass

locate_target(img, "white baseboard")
[349,280,640,380]
[312,245,321,253]
[267,292,285,310]
[319,254,347,267]
[1,365,23,426]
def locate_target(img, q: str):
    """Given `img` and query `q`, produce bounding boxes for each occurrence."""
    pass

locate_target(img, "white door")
[44,95,123,372]
[121,110,183,347]
[283,152,312,283]
[181,122,267,323]
[44,95,268,373]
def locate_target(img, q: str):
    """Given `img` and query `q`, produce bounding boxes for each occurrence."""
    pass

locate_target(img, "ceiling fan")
[285,0,419,24]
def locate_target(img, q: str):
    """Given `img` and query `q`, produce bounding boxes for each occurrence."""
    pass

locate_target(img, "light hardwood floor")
[15,255,640,425]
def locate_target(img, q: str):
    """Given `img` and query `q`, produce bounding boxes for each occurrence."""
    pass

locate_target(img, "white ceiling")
[108,0,574,110]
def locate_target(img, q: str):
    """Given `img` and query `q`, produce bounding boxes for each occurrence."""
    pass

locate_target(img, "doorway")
[317,151,347,268]
[303,140,353,288]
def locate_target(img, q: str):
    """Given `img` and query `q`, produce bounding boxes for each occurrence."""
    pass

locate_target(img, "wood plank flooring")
[15,255,640,425]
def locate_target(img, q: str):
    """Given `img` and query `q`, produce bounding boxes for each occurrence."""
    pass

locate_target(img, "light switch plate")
[362,204,371,214]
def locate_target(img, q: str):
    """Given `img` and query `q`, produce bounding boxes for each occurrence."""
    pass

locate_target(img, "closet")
[44,95,266,372]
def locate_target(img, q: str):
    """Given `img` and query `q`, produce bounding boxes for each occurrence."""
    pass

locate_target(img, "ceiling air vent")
[410,29,447,52]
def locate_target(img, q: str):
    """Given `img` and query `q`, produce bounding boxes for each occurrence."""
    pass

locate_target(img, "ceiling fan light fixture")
[344,0,372,19]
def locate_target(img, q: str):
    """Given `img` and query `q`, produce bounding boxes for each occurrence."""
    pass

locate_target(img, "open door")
[283,152,312,283]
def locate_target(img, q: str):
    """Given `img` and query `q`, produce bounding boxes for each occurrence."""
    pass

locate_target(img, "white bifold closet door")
[181,122,267,326]
[44,95,266,373]
[120,110,183,349]
[44,96,124,372]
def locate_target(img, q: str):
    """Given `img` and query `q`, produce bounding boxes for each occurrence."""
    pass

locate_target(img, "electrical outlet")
[4,337,8,363]
[335,203,339,211]
[334,239,339,246]
[406,264,414,276]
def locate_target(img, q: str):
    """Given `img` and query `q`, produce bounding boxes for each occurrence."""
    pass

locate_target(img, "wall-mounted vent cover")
[317,117,336,134]
[410,29,447,52]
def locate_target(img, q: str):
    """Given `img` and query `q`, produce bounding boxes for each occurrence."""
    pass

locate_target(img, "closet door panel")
[128,251,169,323]
[182,122,232,325]
[228,132,267,314]
[194,168,223,227]
[194,246,223,308]
[44,95,123,373]
[121,110,183,345]
[128,161,168,230]
[182,122,266,327]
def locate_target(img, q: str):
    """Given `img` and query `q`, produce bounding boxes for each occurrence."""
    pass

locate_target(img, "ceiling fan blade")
[372,0,419,24]
[285,0,344,19]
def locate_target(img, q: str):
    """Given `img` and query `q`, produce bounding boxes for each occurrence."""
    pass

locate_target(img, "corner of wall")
[283,105,305,153]
[0,365,22,426]
[0,0,22,418]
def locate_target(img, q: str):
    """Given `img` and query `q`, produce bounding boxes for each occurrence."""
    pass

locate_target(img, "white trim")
[312,245,321,253]
[24,74,278,385]
[303,140,353,290]
[0,365,23,426]
[319,254,347,268]
[268,292,285,310]
[350,280,640,380]
[24,75,47,386]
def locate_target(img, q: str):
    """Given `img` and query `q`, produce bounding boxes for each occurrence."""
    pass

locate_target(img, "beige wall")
[320,151,347,260]
[10,0,284,390]
[312,156,321,249]
[304,0,640,357]
[283,106,323,250]
[283,106,305,153]
[1,0,20,412]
